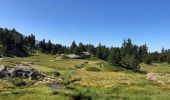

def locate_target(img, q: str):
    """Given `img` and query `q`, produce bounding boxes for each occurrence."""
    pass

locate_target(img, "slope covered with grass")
[0,54,170,100]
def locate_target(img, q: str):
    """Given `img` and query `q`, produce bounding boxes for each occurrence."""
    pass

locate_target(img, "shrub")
[86,66,101,72]
[120,54,140,70]
[53,71,60,77]
[9,78,26,86]
[167,51,170,64]
[60,55,70,59]
[75,64,84,68]
[145,56,152,65]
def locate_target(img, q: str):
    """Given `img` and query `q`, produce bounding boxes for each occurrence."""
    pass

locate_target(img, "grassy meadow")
[0,54,170,100]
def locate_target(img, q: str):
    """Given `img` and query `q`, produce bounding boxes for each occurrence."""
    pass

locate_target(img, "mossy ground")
[0,54,170,100]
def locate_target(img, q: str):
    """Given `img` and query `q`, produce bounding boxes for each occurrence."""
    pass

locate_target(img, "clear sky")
[0,0,170,52]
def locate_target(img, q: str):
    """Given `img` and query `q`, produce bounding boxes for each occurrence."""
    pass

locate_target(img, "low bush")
[52,71,60,77]
[86,66,101,72]
[75,64,84,68]
[60,55,70,59]
[9,78,26,86]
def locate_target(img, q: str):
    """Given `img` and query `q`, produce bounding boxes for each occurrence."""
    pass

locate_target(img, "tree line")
[0,28,35,56]
[1,28,170,70]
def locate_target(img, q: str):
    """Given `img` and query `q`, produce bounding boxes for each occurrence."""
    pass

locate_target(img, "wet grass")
[0,54,170,99]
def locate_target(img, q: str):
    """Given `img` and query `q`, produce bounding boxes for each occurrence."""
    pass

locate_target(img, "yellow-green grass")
[0,83,68,100]
[141,63,170,73]
[0,54,170,100]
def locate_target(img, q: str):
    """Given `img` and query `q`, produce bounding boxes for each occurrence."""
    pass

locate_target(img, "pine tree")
[120,38,140,70]
[70,41,77,54]
[39,39,46,53]
[87,44,95,55]
[77,42,85,55]
[96,42,102,59]
[138,44,148,63]
[0,29,3,56]
[167,50,170,64]
[47,40,52,54]
[121,54,140,70]
[160,47,167,63]
[145,53,152,65]
[108,47,121,66]
[150,52,160,63]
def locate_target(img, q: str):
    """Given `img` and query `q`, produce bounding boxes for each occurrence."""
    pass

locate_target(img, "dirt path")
[146,73,170,86]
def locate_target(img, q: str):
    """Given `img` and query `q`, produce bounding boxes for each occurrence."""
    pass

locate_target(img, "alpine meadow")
[0,0,170,100]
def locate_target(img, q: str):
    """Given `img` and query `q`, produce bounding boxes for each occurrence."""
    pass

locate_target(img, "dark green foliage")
[86,67,101,72]
[0,32,2,56]
[108,47,121,66]
[53,44,62,54]
[38,39,70,54]
[75,64,85,68]
[0,28,32,56]
[145,54,152,65]
[121,54,140,70]
[9,78,26,86]
[150,52,160,63]
[3,27,170,71]
[46,40,52,54]
[70,41,77,54]
[160,47,167,63]
[138,44,148,63]
[24,34,36,54]
[167,50,170,64]
[76,42,85,55]
[120,39,140,70]
[39,39,46,53]
[87,44,96,55]
[96,43,109,60]
[52,72,61,77]
[96,43,102,59]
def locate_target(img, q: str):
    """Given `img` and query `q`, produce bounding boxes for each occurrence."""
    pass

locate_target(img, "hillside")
[0,54,170,100]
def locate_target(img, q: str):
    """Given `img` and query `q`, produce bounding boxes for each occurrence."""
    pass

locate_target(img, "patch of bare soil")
[146,73,170,86]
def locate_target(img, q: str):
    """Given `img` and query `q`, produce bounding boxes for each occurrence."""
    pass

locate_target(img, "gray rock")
[0,64,45,80]
[0,65,10,79]
[67,54,81,59]
[0,65,7,72]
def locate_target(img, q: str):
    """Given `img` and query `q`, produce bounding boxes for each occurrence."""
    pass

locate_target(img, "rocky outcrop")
[0,64,45,80]
[0,65,10,79]
[34,77,62,85]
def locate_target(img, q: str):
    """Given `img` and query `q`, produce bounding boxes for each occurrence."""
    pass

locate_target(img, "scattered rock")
[34,77,61,85]
[22,62,34,65]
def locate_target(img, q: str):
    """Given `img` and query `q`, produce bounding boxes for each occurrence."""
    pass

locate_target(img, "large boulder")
[0,64,45,80]
[67,54,81,59]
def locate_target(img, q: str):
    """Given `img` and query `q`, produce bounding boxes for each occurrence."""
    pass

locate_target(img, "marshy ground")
[0,54,170,100]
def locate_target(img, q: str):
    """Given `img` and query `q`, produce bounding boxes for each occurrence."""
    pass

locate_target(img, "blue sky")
[0,0,170,51]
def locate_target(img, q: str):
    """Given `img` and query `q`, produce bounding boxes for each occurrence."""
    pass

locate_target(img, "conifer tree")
[167,50,170,64]
[47,40,52,54]
[39,39,46,53]
[70,41,77,54]
[96,42,102,59]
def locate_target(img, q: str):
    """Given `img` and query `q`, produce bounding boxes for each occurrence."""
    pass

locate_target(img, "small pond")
[48,83,66,89]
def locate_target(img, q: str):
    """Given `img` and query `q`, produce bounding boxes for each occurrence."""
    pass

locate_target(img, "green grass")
[0,54,170,100]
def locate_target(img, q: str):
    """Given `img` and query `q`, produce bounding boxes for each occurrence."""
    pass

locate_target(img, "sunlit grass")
[0,54,170,99]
